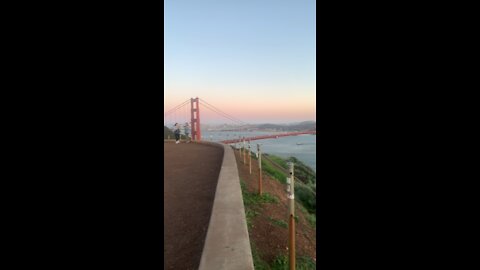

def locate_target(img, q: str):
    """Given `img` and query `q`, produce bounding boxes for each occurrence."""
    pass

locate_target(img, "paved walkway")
[164,142,224,270]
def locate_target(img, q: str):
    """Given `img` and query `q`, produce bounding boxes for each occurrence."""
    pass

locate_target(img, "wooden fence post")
[287,162,295,270]
[257,144,262,195]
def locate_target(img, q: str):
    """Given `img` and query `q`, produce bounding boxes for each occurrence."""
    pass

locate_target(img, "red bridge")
[164,97,316,142]
[219,130,316,144]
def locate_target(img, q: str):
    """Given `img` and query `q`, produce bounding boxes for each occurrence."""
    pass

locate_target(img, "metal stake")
[243,139,246,164]
[257,144,262,195]
[248,141,251,174]
[287,162,295,270]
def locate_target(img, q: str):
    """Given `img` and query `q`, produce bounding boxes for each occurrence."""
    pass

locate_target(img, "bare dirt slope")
[164,142,224,270]
[234,148,316,265]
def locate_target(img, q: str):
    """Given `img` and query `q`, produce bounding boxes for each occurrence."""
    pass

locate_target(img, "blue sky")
[164,0,316,124]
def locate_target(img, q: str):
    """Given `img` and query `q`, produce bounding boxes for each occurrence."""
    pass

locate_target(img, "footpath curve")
[197,141,254,270]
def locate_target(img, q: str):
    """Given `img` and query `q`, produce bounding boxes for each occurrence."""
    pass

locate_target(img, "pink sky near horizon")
[164,90,315,124]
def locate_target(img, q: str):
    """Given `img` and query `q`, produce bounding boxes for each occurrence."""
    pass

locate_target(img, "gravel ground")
[164,142,223,270]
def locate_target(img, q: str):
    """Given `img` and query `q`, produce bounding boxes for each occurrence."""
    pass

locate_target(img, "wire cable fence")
[232,144,316,196]
[261,154,316,196]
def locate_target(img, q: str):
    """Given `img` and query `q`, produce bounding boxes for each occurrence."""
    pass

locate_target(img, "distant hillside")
[164,126,174,139]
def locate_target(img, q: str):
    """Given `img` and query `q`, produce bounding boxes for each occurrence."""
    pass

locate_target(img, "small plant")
[271,255,316,270]
[243,190,279,207]
[260,192,279,204]
[296,256,316,270]
[306,213,316,227]
[245,209,259,229]
[268,217,288,228]
[271,255,288,270]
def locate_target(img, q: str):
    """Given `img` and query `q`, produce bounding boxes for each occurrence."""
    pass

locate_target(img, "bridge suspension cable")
[200,102,245,125]
[199,98,248,126]
[164,99,191,128]
[164,99,191,117]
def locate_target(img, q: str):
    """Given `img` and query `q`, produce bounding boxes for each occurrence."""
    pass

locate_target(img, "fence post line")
[248,140,251,174]
[243,138,246,164]
[287,162,295,270]
[242,137,245,160]
[257,144,262,195]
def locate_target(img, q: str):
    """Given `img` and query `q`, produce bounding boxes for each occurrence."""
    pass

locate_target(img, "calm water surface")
[202,131,316,172]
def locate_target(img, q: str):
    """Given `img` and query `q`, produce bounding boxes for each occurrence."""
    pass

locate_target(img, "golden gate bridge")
[164,97,316,144]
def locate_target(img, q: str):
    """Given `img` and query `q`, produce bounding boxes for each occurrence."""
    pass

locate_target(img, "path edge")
[197,141,254,270]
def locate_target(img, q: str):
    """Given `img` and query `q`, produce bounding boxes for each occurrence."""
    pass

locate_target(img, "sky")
[164,0,316,124]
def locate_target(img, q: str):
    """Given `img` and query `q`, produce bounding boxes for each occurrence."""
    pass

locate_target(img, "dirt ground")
[163,142,224,270]
[233,147,317,264]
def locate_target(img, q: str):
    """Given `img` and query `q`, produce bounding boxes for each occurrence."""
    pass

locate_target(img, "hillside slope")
[164,126,174,139]
[234,149,316,269]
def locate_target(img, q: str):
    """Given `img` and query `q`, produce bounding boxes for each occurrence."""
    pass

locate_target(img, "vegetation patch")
[250,242,270,270]
[295,256,317,270]
[242,181,279,206]
[164,126,175,139]
[271,255,288,269]
[246,208,259,229]
[252,252,316,270]
[294,184,316,214]
[270,255,316,270]
[267,216,288,229]
[240,159,317,270]
[259,155,316,215]
[241,180,279,230]
[305,213,316,227]
[267,155,289,169]
[262,159,288,184]
[285,156,316,185]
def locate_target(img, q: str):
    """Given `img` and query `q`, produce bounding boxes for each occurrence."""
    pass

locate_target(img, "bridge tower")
[190,97,201,141]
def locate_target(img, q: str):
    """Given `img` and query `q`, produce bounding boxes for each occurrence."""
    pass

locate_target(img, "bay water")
[201,131,316,172]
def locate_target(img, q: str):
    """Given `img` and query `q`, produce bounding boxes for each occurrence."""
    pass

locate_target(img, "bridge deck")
[164,142,224,270]
[220,130,316,144]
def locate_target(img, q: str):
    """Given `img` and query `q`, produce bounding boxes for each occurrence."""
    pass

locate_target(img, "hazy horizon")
[165,120,315,127]
[199,120,315,125]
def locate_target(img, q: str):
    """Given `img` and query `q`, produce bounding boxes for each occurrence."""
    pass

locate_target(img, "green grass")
[287,157,316,187]
[298,202,316,227]
[261,193,279,204]
[251,243,271,270]
[260,155,316,216]
[241,180,279,229]
[241,181,279,207]
[267,155,289,170]
[297,203,308,214]
[243,190,279,206]
[271,255,288,269]
[246,208,259,229]
[240,179,316,270]
[262,159,288,184]
[270,255,316,270]
[305,213,316,227]
[268,217,288,229]
[295,184,316,214]
[252,250,316,270]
